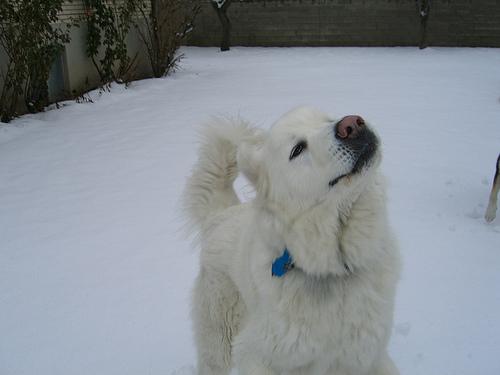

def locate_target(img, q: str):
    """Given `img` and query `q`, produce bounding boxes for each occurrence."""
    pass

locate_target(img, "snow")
[1,47,499,375]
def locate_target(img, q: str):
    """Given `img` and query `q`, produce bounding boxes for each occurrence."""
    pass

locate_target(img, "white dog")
[184,107,400,375]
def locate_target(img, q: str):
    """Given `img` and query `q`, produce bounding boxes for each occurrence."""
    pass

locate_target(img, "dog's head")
[238,107,381,216]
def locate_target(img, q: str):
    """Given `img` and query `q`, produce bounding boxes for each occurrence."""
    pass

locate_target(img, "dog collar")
[272,248,353,278]
[272,248,295,277]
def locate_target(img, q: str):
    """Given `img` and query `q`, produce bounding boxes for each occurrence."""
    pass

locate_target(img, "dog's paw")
[485,205,497,222]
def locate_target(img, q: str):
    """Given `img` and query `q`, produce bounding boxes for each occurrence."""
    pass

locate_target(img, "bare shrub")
[136,0,200,78]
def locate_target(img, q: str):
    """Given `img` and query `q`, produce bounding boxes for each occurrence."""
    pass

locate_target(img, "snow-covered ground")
[1,47,499,375]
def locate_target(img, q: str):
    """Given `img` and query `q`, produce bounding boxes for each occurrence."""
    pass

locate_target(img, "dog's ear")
[237,131,265,187]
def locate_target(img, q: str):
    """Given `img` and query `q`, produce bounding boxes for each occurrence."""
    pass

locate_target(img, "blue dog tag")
[272,248,295,277]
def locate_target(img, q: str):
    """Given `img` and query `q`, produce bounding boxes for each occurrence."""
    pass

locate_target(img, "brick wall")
[187,0,500,47]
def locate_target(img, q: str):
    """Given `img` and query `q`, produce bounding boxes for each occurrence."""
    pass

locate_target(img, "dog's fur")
[184,107,400,375]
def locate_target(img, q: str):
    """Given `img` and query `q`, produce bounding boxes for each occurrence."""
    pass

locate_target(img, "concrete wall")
[188,0,500,47]
[63,25,152,96]
[56,0,153,95]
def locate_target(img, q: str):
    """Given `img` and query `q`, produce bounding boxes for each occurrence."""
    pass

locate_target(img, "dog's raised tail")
[183,117,256,237]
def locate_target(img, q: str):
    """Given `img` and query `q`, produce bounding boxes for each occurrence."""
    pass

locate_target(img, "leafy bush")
[83,0,140,84]
[0,0,70,122]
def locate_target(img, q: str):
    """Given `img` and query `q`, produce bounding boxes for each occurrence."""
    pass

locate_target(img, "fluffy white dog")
[184,107,400,375]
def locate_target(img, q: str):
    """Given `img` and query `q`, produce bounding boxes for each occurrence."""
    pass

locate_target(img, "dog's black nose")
[335,115,365,139]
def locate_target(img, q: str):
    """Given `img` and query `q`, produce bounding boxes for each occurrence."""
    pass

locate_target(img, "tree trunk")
[417,0,431,49]
[25,52,50,113]
[25,78,49,113]
[212,1,231,51]
[151,0,162,77]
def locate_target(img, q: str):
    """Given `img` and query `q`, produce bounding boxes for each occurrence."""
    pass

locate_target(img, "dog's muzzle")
[334,115,378,174]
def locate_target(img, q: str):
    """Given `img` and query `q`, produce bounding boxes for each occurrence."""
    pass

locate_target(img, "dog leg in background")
[485,154,500,222]
[192,268,243,375]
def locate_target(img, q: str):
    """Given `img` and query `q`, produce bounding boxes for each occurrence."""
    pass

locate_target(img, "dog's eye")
[289,141,307,160]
